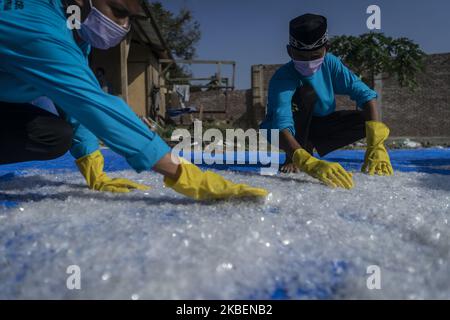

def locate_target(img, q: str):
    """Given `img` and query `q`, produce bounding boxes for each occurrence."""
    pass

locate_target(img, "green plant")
[329,33,425,90]
[149,1,201,82]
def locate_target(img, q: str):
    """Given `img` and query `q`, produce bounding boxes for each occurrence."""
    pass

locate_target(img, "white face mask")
[292,57,325,76]
[77,0,131,50]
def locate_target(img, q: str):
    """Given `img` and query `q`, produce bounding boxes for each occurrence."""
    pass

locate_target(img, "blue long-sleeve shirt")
[260,53,378,137]
[0,0,170,172]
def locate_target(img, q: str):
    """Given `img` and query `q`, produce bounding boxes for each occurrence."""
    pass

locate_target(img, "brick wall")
[172,89,251,126]
[175,53,450,138]
[382,53,450,137]
[252,53,450,138]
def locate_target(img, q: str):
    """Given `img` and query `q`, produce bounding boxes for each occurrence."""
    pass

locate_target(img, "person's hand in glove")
[292,148,354,189]
[164,160,268,200]
[76,150,150,193]
[362,121,394,176]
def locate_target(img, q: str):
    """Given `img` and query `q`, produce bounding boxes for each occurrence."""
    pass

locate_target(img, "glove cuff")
[164,163,206,199]
[75,150,103,167]
[164,163,200,188]
[292,148,313,171]
[75,150,105,189]
[365,121,390,146]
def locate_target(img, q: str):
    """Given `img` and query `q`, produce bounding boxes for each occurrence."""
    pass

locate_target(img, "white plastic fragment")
[0,169,449,299]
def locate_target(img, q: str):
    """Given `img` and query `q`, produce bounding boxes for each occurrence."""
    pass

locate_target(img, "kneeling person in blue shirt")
[260,14,394,189]
[0,0,267,200]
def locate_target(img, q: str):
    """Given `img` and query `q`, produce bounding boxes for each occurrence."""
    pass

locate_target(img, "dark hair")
[96,67,106,75]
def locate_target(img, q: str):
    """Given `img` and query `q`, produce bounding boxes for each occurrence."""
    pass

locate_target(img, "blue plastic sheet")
[1,148,449,299]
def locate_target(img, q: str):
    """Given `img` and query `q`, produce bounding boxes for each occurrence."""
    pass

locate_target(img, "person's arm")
[62,114,100,160]
[328,55,393,176]
[329,54,378,109]
[328,54,393,176]
[61,110,176,180]
[280,128,302,161]
[264,75,297,147]
[360,100,394,176]
[362,99,381,122]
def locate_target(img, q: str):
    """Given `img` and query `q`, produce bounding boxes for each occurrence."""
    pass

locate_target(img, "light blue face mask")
[78,0,131,50]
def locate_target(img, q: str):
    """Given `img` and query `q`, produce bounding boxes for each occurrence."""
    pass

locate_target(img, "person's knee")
[52,120,74,157]
[28,117,73,160]
[292,84,317,115]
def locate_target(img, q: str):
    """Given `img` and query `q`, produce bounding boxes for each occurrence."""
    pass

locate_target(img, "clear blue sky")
[158,0,450,89]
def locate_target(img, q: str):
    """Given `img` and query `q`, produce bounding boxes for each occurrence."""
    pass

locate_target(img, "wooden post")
[232,63,236,90]
[145,59,153,118]
[374,73,383,121]
[120,37,130,103]
[251,65,264,128]
[217,62,222,88]
[198,104,204,121]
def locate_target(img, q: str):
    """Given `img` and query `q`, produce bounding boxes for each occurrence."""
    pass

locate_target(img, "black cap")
[289,14,328,51]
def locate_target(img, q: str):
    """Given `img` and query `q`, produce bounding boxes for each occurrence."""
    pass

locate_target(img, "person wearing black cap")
[260,13,394,189]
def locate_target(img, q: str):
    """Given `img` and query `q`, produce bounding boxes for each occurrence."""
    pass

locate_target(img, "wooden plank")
[232,63,236,89]
[145,60,152,118]
[120,39,130,103]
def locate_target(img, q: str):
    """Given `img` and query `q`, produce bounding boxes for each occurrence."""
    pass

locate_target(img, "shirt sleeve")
[62,114,100,160]
[264,75,298,137]
[2,37,170,172]
[328,54,378,108]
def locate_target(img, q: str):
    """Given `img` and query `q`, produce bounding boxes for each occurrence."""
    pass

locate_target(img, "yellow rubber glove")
[76,150,150,193]
[362,121,394,176]
[164,162,268,200]
[292,149,354,189]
